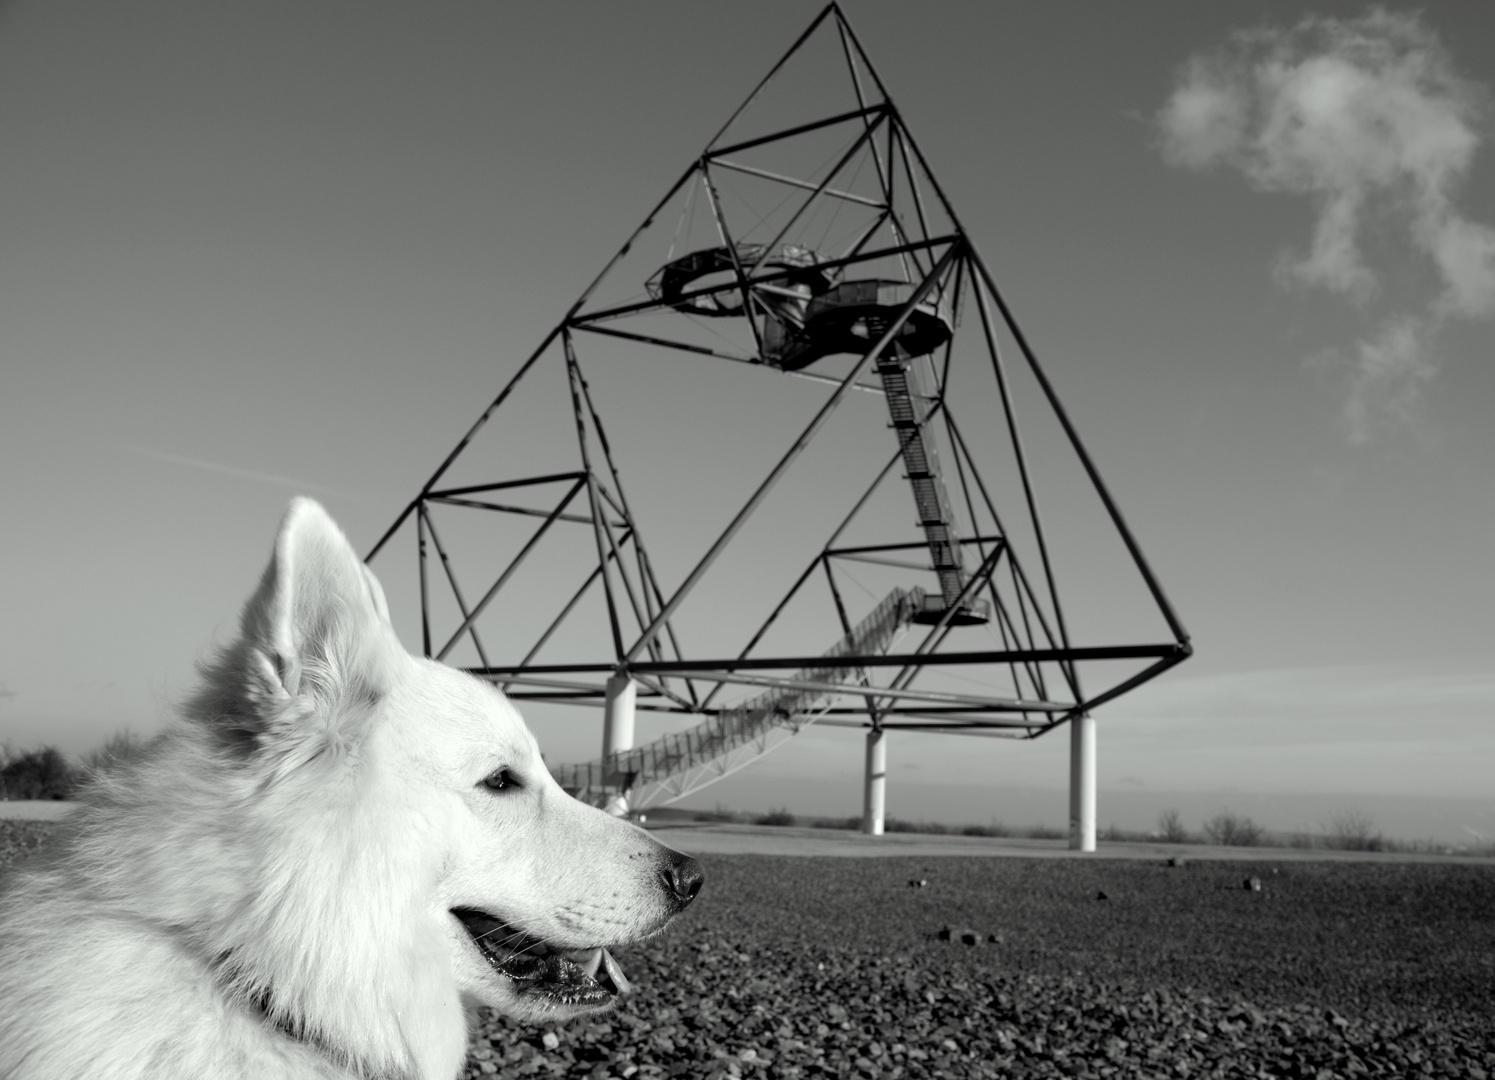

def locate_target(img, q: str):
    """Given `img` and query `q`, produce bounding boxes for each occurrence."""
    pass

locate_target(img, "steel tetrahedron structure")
[365,4,1191,840]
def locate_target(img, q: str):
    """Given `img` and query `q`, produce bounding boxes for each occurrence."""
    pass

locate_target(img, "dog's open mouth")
[452,908,631,1007]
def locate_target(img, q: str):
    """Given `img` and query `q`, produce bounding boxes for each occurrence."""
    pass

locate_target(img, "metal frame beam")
[367,2,1191,827]
[468,642,1187,677]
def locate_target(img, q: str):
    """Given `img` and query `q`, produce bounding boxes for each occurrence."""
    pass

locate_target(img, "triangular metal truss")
[365,3,1190,802]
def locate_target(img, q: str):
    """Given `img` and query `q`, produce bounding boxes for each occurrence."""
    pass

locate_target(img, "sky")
[1,2,1492,842]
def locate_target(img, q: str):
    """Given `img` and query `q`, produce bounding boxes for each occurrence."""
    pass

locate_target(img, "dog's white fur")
[0,499,695,1080]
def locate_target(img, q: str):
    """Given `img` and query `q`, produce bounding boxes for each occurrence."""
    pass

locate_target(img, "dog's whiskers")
[474,922,553,958]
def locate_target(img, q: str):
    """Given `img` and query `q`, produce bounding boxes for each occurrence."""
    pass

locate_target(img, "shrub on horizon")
[962,822,1011,837]
[693,809,741,823]
[803,816,859,830]
[756,808,796,827]
[0,746,74,801]
[1325,808,1384,852]
[1202,810,1264,847]
[693,802,754,824]
[1157,808,1191,843]
[881,818,951,835]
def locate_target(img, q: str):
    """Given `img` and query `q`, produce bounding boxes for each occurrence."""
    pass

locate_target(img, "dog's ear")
[362,562,394,627]
[236,497,394,734]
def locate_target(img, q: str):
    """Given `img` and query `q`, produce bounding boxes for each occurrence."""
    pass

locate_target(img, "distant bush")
[883,818,950,835]
[756,808,796,827]
[692,808,746,823]
[962,822,1010,837]
[1101,823,1153,843]
[695,802,763,824]
[667,804,1483,855]
[1157,808,1191,843]
[0,746,75,800]
[778,815,858,830]
[1202,810,1264,847]
[1325,809,1384,852]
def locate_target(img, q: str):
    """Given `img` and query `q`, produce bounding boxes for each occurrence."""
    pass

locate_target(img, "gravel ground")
[0,819,54,868]
[4,822,1492,1078]
[463,855,1494,1080]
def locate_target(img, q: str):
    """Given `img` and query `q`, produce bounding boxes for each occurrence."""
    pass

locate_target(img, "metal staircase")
[876,353,979,623]
[651,243,983,626]
[551,586,924,807]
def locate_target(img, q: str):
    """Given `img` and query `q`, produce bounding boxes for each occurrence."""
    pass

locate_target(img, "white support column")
[601,674,636,817]
[1069,713,1096,852]
[862,727,887,836]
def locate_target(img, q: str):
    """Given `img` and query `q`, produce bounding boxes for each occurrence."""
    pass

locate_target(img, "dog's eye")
[481,768,519,793]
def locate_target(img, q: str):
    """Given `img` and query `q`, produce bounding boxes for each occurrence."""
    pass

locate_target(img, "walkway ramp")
[551,587,924,807]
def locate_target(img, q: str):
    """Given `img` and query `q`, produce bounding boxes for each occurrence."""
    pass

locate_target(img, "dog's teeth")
[600,948,631,996]
[582,948,603,980]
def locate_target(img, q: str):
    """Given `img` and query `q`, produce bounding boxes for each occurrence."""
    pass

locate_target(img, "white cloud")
[1322,314,1437,444]
[1158,9,1494,441]
[1158,59,1250,169]
[1423,212,1495,318]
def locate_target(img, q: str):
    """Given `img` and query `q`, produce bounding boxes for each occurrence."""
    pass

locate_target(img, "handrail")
[551,587,922,793]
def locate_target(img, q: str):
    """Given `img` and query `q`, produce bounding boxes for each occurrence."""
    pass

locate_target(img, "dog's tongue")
[455,909,631,998]
[602,948,631,995]
[567,947,631,996]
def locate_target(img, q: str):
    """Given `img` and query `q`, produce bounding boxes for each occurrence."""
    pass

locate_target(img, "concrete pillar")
[601,674,636,817]
[862,727,887,836]
[1069,713,1096,852]
[602,674,636,759]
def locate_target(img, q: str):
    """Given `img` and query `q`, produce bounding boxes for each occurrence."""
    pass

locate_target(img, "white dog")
[0,498,702,1079]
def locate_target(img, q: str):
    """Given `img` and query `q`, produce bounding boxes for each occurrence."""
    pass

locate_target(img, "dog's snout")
[660,851,704,910]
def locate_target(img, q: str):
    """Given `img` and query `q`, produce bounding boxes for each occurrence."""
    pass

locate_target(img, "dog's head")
[204,498,702,1047]
[391,655,703,1024]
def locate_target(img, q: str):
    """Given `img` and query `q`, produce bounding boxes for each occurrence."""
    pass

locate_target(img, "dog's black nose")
[661,851,705,910]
